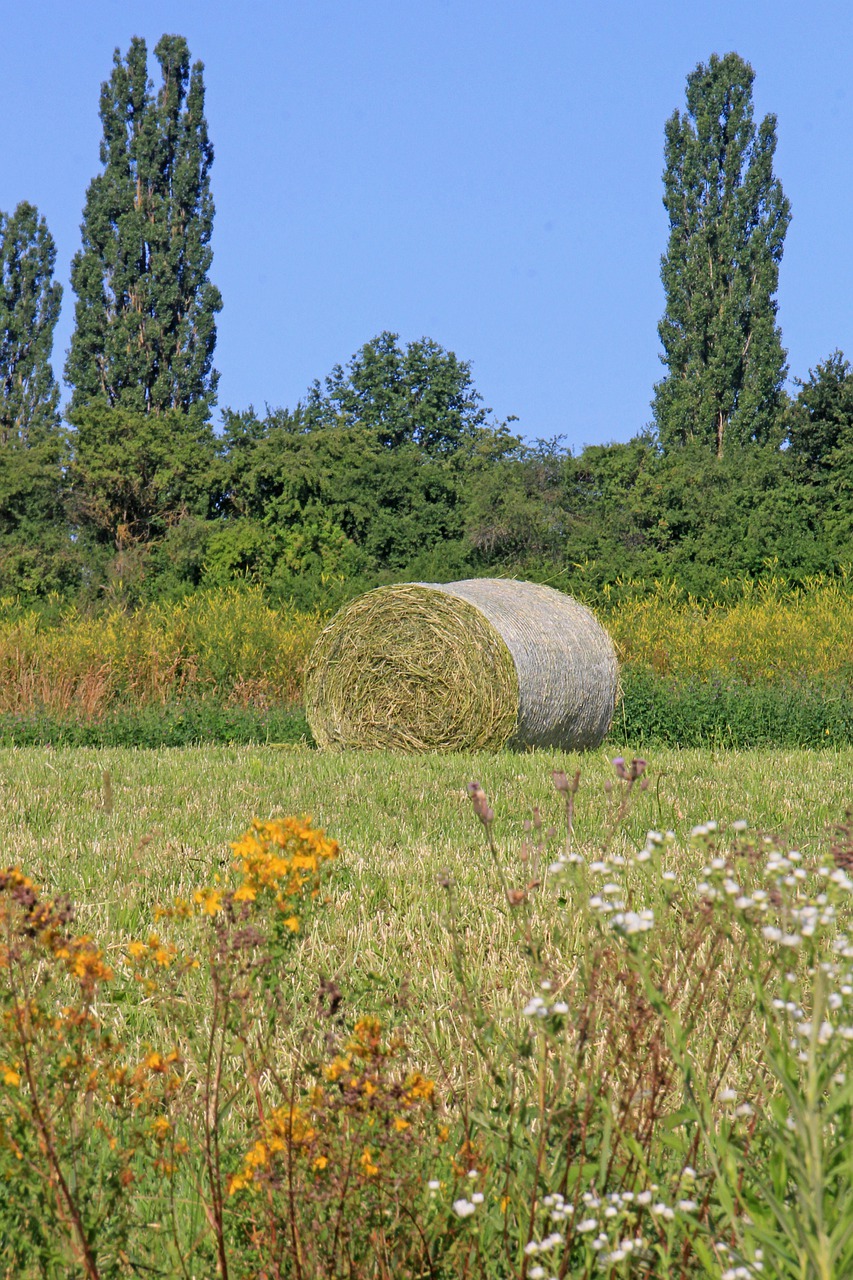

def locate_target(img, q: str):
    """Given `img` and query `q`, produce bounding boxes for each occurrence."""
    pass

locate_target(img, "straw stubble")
[304,585,517,751]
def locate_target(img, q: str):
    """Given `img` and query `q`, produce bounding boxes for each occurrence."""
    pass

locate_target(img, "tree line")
[0,43,850,609]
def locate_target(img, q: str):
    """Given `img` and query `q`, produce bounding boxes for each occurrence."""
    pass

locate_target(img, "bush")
[0,700,313,747]
[616,668,853,747]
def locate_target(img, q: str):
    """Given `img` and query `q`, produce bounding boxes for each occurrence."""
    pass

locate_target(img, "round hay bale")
[304,579,618,753]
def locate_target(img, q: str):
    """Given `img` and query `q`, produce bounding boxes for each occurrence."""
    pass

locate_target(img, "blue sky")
[1,0,852,448]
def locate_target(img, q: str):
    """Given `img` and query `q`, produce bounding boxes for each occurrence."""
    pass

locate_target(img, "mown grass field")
[5,744,849,905]
[3,743,850,1032]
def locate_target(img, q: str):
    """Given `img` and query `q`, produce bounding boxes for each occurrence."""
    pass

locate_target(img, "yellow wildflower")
[324,1055,351,1082]
[193,888,223,916]
[151,1116,170,1143]
[405,1073,435,1103]
[244,1139,270,1170]
[349,1016,382,1056]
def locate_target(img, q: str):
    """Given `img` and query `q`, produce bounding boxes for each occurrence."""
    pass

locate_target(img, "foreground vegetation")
[1,746,851,1276]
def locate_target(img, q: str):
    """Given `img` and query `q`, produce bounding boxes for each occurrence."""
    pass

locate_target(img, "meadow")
[1,744,852,1277]
[0,569,851,1278]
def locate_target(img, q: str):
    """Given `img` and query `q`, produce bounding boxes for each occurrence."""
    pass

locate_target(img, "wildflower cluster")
[228,815,338,930]
[0,867,112,993]
[0,815,346,1278]
[125,931,200,995]
[488,1179,711,1277]
[226,1014,450,1278]
[150,817,338,950]
[451,1168,486,1218]
[522,980,570,1020]
[549,819,677,938]
[0,867,158,1276]
[230,1015,437,1199]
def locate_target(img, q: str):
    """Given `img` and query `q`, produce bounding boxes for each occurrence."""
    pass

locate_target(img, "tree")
[69,403,217,552]
[304,332,501,455]
[0,202,72,595]
[217,407,467,578]
[786,351,853,478]
[66,35,221,416]
[653,53,790,457]
[0,202,62,444]
[786,352,853,560]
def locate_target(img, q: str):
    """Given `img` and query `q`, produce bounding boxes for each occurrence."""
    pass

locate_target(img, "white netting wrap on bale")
[432,579,618,749]
[303,578,619,753]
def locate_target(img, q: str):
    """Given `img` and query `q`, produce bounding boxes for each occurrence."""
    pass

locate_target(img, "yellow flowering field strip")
[0,586,321,717]
[604,579,853,680]
[0,581,851,736]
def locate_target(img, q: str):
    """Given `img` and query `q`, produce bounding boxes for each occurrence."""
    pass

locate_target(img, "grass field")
[2,744,850,1028]
[2,744,853,1278]
[4,743,849,908]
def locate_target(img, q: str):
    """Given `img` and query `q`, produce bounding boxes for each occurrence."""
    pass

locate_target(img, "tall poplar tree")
[653,53,790,457]
[0,201,62,444]
[0,202,70,594]
[66,35,222,416]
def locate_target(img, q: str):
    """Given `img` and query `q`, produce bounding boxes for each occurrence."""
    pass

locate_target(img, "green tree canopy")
[653,53,790,457]
[69,404,217,552]
[787,352,853,478]
[218,408,468,577]
[0,202,71,596]
[786,352,853,559]
[66,34,221,417]
[0,201,62,445]
[304,332,503,455]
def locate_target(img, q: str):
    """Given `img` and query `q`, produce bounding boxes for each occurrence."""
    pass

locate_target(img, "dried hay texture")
[304,579,618,753]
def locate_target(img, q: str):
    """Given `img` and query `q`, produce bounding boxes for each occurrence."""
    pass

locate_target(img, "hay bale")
[304,579,618,752]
